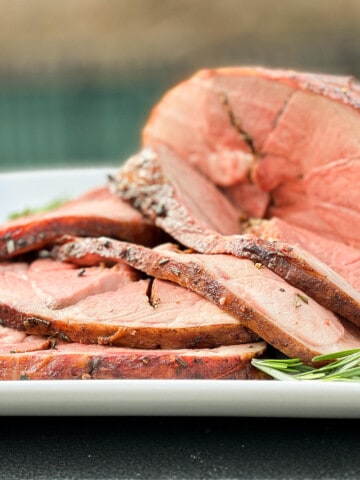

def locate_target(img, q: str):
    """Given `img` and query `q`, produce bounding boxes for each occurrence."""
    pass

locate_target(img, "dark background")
[0,0,359,171]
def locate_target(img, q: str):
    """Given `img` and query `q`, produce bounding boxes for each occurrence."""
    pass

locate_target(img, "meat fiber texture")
[1,65,360,379]
[0,256,264,380]
[143,67,360,247]
[107,67,360,365]
[0,258,257,349]
[110,147,360,328]
[244,217,360,292]
[55,237,360,366]
[0,326,267,380]
[0,186,165,260]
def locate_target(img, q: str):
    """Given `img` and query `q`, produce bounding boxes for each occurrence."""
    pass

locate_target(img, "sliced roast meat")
[0,333,267,381]
[304,159,360,248]
[223,181,269,219]
[112,146,242,236]
[0,258,256,349]
[142,67,360,246]
[268,159,360,246]
[27,257,139,309]
[0,261,29,274]
[144,67,360,184]
[110,147,360,326]
[0,186,165,260]
[267,178,339,241]
[54,237,360,365]
[143,67,292,187]
[0,325,50,354]
[244,217,360,291]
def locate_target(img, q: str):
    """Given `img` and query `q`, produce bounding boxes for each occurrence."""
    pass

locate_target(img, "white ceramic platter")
[0,168,360,417]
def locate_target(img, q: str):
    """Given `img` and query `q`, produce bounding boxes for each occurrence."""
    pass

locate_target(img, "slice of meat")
[244,217,360,291]
[54,237,360,365]
[0,259,257,349]
[0,325,50,354]
[144,67,360,187]
[0,261,29,273]
[110,148,360,326]
[0,186,165,260]
[0,335,267,381]
[304,159,360,248]
[143,67,360,246]
[27,258,139,309]
[267,178,339,241]
[267,160,360,247]
[223,181,270,219]
[143,67,294,187]
[112,146,243,236]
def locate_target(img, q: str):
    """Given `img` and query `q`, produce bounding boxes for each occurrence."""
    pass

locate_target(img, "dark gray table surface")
[1,416,359,480]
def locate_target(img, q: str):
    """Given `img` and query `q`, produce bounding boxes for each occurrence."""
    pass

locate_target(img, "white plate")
[1,167,360,418]
[0,167,115,223]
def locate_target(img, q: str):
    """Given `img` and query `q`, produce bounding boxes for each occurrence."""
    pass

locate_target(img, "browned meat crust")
[0,259,257,349]
[0,337,267,381]
[110,148,360,327]
[54,237,360,365]
[0,187,165,260]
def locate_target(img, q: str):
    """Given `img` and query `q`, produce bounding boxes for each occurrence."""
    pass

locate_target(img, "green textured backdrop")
[0,79,169,171]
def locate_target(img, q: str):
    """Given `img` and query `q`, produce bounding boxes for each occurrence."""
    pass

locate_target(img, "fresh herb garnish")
[252,349,360,382]
[8,198,68,220]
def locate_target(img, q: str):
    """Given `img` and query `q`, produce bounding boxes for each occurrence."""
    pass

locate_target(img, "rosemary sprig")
[8,197,68,220]
[251,349,360,382]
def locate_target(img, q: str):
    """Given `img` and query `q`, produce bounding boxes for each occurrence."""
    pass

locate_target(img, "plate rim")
[0,167,359,417]
[0,378,359,417]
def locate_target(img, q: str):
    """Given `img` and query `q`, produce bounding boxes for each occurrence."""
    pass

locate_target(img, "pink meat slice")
[27,258,139,309]
[54,236,360,365]
[114,146,243,236]
[268,159,360,247]
[0,325,50,354]
[223,182,270,219]
[0,259,256,349]
[110,147,360,326]
[143,67,360,246]
[268,178,339,240]
[143,68,294,187]
[0,333,267,381]
[145,67,360,187]
[304,159,360,248]
[0,186,165,260]
[244,217,360,291]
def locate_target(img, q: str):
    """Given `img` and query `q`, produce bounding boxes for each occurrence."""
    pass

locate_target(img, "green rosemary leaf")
[323,367,360,381]
[252,349,360,382]
[250,359,305,374]
[295,371,327,380]
[330,353,360,372]
[8,197,68,220]
[251,359,302,381]
[312,349,360,362]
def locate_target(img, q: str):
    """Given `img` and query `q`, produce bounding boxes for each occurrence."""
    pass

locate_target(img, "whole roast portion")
[0,66,360,380]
